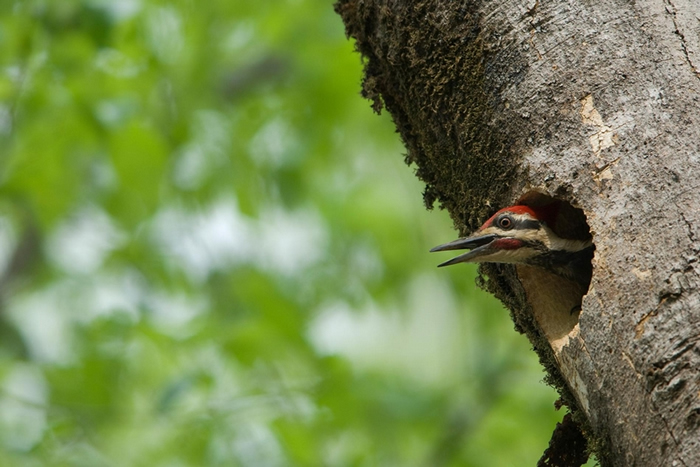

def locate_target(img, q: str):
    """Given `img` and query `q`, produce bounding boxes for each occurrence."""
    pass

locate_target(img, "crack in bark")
[602,294,692,464]
[620,350,642,379]
[660,404,688,467]
[678,210,699,251]
[645,320,700,467]
[652,335,700,375]
[664,0,700,80]
[635,292,679,338]
[620,345,688,466]
[620,347,688,465]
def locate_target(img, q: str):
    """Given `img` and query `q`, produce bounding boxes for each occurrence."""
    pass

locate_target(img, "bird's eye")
[498,216,514,229]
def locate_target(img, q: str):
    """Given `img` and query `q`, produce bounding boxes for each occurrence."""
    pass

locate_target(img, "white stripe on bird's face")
[476,212,592,255]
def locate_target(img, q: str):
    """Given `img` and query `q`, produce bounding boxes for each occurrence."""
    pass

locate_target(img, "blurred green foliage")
[0,0,564,465]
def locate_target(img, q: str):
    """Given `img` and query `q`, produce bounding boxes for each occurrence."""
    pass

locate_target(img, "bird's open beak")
[430,233,498,267]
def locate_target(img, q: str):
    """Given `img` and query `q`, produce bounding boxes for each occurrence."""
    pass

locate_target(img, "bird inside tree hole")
[431,191,594,349]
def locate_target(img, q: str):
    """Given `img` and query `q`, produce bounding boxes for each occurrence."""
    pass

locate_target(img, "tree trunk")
[335,0,700,465]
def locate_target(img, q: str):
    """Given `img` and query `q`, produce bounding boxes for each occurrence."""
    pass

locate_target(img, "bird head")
[431,205,593,274]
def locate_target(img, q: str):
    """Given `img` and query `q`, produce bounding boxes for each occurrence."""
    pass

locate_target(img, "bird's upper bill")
[429,234,527,267]
[430,205,550,267]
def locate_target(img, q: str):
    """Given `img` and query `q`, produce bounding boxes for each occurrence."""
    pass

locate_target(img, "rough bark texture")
[336,0,700,465]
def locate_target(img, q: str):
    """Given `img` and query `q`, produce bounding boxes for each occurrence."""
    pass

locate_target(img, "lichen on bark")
[334,0,519,233]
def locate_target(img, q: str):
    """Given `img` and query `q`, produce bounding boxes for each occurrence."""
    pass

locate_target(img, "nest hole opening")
[514,191,594,350]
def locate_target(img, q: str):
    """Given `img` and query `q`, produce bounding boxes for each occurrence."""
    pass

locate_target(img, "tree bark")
[335,0,700,465]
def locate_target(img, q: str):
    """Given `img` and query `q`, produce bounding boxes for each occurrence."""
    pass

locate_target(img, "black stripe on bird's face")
[518,219,543,231]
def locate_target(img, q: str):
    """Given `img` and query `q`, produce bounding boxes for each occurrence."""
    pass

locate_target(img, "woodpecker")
[431,205,594,286]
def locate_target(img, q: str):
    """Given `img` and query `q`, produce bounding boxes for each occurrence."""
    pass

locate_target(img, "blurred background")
[0,1,563,465]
